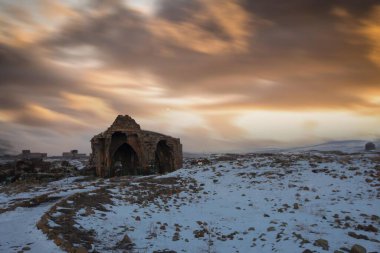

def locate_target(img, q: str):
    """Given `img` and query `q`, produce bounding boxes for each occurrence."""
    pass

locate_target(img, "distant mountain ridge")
[286,139,380,153]
[183,140,380,157]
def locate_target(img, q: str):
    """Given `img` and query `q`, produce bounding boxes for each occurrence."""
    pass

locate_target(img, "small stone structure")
[90,115,183,177]
[62,150,87,159]
[19,150,47,159]
[365,142,376,151]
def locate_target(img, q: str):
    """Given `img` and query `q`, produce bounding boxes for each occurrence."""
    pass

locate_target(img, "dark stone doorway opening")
[155,140,174,174]
[111,143,140,176]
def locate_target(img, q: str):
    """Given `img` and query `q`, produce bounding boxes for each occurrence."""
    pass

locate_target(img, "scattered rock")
[350,244,366,253]
[172,232,180,241]
[313,239,329,251]
[356,224,378,233]
[74,247,88,253]
[348,232,369,240]
[153,250,177,253]
[193,230,205,238]
[116,234,133,250]
[312,169,329,174]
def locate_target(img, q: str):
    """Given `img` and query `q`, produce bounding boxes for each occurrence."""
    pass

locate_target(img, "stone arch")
[111,143,140,176]
[155,140,174,174]
[109,131,127,158]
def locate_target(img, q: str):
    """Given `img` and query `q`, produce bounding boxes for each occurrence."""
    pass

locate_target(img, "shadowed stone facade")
[90,115,182,177]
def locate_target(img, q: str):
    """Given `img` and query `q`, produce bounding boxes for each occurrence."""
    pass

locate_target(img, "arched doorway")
[109,132,127,158]
[111,143,140,176]
[155,140,174,174]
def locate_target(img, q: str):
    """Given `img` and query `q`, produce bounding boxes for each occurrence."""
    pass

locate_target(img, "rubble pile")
[0,158,86,184]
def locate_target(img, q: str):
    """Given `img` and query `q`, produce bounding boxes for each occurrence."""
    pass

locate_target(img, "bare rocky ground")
[0,152,379,253]
[0,158,90,185]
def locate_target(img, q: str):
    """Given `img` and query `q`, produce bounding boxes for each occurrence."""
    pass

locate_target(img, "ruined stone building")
[62,150,87,159]
[365,142,376,151]
[19,150,47,159]
[90,115,183,177]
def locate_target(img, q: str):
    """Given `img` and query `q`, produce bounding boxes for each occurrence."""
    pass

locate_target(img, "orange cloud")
[0,104,88,134]
[1,0,380,154]
[38,0,78,20]
[62,92,116,121]
[152,0,252,54]
[360,5,380,68]
[0,14,43,46]
[0,0,81,46]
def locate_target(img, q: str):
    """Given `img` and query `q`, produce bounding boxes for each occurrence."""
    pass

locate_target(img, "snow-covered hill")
[0,152,379,253]
[286,140,380,153]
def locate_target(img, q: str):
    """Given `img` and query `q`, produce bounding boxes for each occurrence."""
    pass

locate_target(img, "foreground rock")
[0,158,83,184]
[350,244,366,253]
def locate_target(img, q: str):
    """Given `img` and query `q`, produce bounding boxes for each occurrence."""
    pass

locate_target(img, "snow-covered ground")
[0,152,379,253]
[0,176,99,253]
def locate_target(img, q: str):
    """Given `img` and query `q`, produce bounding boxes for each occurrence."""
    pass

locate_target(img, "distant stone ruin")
[62,150,87,159]
[365,142,376,151]
[19,150,47,159]
[90,115,182,177]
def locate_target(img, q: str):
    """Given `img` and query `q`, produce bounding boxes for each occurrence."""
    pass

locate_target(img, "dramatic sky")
[0,0,380,155]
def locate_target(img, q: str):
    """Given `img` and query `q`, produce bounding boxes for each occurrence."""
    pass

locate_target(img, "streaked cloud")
[152,0,252,54]
[360,5,380,68]
[61,92,117,121]
[0,0,379,154]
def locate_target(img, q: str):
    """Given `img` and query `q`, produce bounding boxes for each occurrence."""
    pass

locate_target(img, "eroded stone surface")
[90,115,182,177]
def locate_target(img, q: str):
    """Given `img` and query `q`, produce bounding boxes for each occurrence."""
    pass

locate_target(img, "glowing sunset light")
[0,0,379,154]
